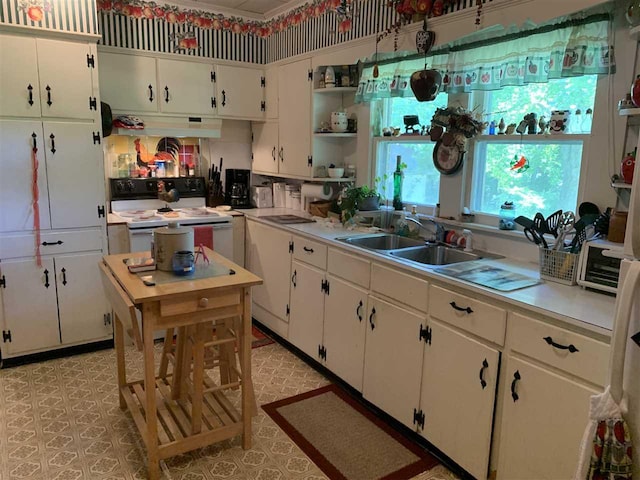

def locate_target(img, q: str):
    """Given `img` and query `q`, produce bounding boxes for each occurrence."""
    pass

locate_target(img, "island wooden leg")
[191,322,206,435]
[114,314,126,410]
[241,288,252,449]
[158,327,174,379]
[142,306,160,480]
[171,326,187,401]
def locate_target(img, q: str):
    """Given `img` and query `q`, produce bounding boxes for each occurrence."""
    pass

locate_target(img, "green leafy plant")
[338,184,380,223]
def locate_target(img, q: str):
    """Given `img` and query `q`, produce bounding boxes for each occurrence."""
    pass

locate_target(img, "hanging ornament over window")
[510,154,529,174]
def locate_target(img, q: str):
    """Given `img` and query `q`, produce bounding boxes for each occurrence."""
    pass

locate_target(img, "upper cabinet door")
[98,52,158,113]
[157,59,215,115]
[264,67,278,120]
[0,120,51,233]
[0,35,41,117]
[37,39,94,120]
[43,122,104,229]
[215,65,264,120]
[251,122,279,174]
[278,59,311,177]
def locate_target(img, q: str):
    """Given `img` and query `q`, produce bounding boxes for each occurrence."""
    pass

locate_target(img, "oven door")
[128,227,155,254]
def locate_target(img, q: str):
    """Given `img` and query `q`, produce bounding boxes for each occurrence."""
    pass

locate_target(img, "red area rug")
[251,325,274,349]
[262,384,439,480]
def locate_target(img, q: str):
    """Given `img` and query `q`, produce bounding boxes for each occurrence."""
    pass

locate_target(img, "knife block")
[207,183,225,207]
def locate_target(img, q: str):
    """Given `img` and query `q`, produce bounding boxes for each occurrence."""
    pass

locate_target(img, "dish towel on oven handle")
[193,225,214,251]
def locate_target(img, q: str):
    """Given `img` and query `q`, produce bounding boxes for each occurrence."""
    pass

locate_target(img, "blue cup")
[172,250,194,276]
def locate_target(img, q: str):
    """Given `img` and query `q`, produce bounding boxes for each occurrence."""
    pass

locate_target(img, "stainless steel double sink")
[337,233,500,267]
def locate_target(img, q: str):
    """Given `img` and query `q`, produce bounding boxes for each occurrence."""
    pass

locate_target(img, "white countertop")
[240,208,616,338]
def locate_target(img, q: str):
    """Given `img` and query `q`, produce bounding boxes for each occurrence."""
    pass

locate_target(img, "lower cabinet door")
[288,260,324,360]
[323,275,367,391]
[497,357,598,480]
[362,295,425,429]
[56,252,111,345]
[0,257,60,355]
[419,320,499,480]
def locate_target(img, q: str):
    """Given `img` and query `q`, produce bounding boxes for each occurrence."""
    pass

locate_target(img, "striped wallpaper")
[0,0,98,34]
[99,11,265,63]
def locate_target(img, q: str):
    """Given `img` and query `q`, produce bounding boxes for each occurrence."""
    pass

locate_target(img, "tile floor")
[0,337,460,480]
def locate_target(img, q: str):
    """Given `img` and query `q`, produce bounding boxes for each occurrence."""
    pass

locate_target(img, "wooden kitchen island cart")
[100,249,262,480]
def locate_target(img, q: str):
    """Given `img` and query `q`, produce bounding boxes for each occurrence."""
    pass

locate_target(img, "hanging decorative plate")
[433,140,464,175]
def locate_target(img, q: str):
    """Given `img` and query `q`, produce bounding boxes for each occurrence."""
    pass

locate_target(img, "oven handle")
[129,230,155,235]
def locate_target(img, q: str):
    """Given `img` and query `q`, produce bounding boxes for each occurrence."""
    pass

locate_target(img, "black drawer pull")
[303,246,314,253]
[164,86,170,103]
[27,84,34,105]
[49,133,56,154]
[291,270,296,287]
[449,301,473,314]
[479,358,489,389]
[46,85,52,106]
[543,336,579,353]
[61,267,67,286]
[44,269,50,288]
[356,300,363,321]
[221,90,226,106]
[511,370,521,402]
[369,307,376,331]
[42,240,63,246]
[148,84,154,102]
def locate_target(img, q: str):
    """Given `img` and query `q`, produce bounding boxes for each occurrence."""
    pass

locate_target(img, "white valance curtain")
[355,11,614,104]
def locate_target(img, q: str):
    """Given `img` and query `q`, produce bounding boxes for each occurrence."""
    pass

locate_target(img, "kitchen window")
[375,94,448,209]
[469,75,597,221]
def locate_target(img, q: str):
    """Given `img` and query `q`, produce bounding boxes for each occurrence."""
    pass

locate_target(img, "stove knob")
[126,180,135,192]
[115,181,125,193]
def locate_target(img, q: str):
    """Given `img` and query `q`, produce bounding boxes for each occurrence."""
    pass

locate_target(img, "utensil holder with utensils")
[539,248,579,285]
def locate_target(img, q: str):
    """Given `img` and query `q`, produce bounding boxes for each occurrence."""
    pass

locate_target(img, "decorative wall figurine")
[549,110,571,134]
[523,112,538,134]
[538,115,548,134]
[505,123,517,135]
[498,118,506,134]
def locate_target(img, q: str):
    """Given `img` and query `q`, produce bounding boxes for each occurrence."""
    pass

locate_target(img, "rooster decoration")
[134,137,181,168]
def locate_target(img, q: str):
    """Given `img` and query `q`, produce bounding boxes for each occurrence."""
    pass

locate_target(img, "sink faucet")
[406,217,445,243]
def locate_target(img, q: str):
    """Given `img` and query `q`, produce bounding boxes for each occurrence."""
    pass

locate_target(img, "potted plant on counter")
[338,184,381,223]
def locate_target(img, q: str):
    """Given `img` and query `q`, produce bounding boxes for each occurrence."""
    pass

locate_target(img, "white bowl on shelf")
[327,167,344,178]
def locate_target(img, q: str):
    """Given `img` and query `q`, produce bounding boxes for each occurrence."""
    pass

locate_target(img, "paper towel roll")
[301,183,334,211]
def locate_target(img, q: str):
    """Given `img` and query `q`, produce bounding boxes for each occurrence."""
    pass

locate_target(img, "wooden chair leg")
[159,327,175,379]
[114,314,127,410]
[234,315,258,417]
[191,322,206,435]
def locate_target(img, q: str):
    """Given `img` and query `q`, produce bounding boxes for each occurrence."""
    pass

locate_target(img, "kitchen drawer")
[160,289,242,318]
[371,263,428,312]
[0,229,103,258]
[327,248,370,288]
[293,236,327,270]
[509,312,609,386]
[429,285,506,346]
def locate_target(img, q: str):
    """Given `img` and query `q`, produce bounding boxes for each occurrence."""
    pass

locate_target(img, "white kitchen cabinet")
[98,52,158,113]
[497,357,598,480]
[419,319,499,480]
[215,64,264,119]
[0,120,105,233]
[0,253,111,356]
[157,58,215,115]
[0,35,96,120]
[277,59,312,177]
[288,260,324,359]
[323,274,368,390]
[245,219,292,323]
[363,295,425,429]
[251,121,279,174]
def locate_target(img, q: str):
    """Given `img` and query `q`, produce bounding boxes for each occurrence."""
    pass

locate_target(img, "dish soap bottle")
[393,155,404,211]
[396,208,410,237]
[407,205,420,239]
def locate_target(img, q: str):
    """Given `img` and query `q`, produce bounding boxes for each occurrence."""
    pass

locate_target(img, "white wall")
[202,119,252,189]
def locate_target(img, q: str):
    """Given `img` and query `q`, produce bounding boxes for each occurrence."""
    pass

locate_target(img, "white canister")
[291,191,302,211]
[153,222,194,271]
[285,185,300,210]
[331,112,348,133]
[273,182,287,208]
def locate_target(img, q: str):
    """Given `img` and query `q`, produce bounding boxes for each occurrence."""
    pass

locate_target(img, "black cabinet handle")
[211,97,216,109]
[511,370,521,402]
[42,240,63,246]
[164,86,170,103]
[479,358,489,389]
[356,300,363,321]
[543,336,579,353]
[32,132,37,149]
[221,89,226,107]
[27,84,34,106]
[449,301,473,314]
[279,147,284,162]
[61,267,67,286]
[46,85,52,106]
[49,133,56,154]
[44,269,50,288]
[369,307,376,331]
[291,270,296,287]
[303,246,314,253]
[272,147,276,161]
[148,84,154,102]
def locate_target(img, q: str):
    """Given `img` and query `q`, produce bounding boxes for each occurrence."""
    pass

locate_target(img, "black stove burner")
[157,207,173,213]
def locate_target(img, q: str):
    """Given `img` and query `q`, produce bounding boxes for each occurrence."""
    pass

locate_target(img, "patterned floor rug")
[262,384,440,480]
[251,325,275,349]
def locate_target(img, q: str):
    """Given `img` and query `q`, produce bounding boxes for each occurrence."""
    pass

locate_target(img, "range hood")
[111,115,222,139]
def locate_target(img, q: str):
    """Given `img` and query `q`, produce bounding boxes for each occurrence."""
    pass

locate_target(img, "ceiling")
[184,0,300,18]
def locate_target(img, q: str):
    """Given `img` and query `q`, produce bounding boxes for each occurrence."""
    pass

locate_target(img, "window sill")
[414,213,530,241]
[474,134,590,142]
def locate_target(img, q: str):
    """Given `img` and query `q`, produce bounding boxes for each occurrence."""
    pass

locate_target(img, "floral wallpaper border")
[96,0,353,38]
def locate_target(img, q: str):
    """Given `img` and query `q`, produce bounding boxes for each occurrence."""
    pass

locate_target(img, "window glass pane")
[376,142,440,207]
[472,141,583,220]
[482,76,597,134]
[387,95,449,133]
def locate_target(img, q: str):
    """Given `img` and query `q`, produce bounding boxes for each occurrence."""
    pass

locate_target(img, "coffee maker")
[225,169,251,208]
